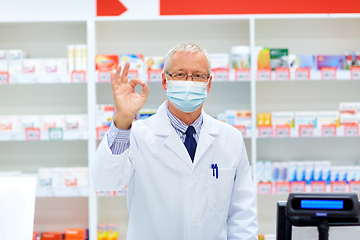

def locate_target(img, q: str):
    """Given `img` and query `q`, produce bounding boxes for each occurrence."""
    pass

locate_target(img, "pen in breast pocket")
[211,163,218,179]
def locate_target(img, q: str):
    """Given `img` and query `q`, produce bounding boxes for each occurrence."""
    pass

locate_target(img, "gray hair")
[163,43,212,74]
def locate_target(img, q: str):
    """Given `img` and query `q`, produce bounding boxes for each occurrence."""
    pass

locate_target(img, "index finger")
[120,62,130,84]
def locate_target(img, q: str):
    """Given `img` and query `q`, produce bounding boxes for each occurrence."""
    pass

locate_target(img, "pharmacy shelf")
[36,187,89,197]
[0,131,88,141]
[3,74,85,84]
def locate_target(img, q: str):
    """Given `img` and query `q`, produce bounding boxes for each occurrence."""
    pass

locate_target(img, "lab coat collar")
[153,101,220,169]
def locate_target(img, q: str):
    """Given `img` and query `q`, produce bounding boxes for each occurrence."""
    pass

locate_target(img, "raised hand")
[111,62,150,129]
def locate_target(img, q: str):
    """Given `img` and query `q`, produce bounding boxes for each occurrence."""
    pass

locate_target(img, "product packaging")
[65,115,88,131]
[316,111,339,128]
[231,46,250,70]
[271,112,294,128]
[95,55,119,72]
[8,50,25,74]
[355,166,360,181]
[257,162,265,183]
[80,45,87,71]
[294,55,316,69]
[272,162,288,183]
[257,113,271,126]
[270,49,289,70]
[145,56,164,72]
[23,59,45,74]
[296,162,306,182]
[107,224,119,240]
[119,54,144,73]
[339,102,360,114]
[74,45,82,71]
[0,115,22,132]
[356,51,360,66]
[68,45,75,74]
[65,228,86,240]
[317,55,344,70]
[209,53,229,70]
[44,59,68,74]
[97,224,108,240]
[21,115,42,130]
[217,113,226,122]
[339,113,359,126]
[294,111,316,129]
[138,109,157,120]
[257,47,270,69]
[288,162,297,182]
[347,166,356,183]
[41,232,64,240]
[225,110,252,129]
[0,50,8,72]
[42,115,65,131]
[38,168,65,188]
[96,105,115,128]
[264,161,273,183]
[64,167,88,188]
[304,161,314,184]
[344,51,358,70]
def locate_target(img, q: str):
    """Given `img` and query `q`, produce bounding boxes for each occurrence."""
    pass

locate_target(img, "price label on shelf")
[0,71,9,84]
[275,67,290,81]
[290,182,306,193]
[71,71,86,83]
[311,181,326,193]
[299,125,314,137]
[331,181,347,193]
[276,125,290,137]
[128,70,139,80]
[344,124,359,137]
[295,68,310,80]
[258,126,273,138]
[213,69,228,81]
[25,128,41,140]
[49,128,63,140]
[349,181,360,193]
[321,67,336,80]
[321,125,336,137]
[29,76,39,83]
[275,182,289,195]
[148,69,162,82]
[351,67,360,80]
[235,69,250,81]
[258,182,272,195]
[98,71,111,82]
[234,125,246,137]
[257,69,271,81]
[96,127,110,139]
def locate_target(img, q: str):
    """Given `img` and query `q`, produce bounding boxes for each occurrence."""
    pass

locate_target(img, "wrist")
[113,113,133,130]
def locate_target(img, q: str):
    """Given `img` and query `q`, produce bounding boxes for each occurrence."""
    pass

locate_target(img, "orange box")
[65,229,86,240]
[33,232,40,240]
[41,232,64,240]
[95,55,119,71]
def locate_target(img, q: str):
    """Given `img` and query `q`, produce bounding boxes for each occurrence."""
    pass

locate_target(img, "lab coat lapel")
[153,101,193,170]
[193,112,220,166]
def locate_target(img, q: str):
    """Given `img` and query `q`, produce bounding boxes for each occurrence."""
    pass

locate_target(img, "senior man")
[91,43,257,240]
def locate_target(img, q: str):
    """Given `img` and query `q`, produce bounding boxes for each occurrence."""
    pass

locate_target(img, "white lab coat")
[91,101,258,240]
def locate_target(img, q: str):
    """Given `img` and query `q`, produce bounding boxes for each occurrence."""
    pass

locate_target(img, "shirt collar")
[166,100,203,134]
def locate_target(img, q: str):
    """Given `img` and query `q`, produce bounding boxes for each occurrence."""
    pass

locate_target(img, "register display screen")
[301,200,344,209]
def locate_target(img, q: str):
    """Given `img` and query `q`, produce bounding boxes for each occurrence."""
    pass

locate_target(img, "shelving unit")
[1,6,360,239]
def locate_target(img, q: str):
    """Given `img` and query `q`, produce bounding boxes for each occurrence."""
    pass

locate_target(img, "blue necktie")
[184,126,197,162]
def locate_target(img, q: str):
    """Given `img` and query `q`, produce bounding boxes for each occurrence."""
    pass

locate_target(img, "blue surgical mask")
[166,80,208,113]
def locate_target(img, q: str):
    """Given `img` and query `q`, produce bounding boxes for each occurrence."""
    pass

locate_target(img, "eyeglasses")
[165,71,210,83]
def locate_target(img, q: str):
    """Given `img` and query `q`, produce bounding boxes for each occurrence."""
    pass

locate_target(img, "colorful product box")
[314,161,331,184]
[294,111,316,129]
[64,167,88,188]
[0,50,7,72]
[272,162,288,183]
[209,53,229,70]
[339,113,359,126]
[23,59,45,74]
[8,50,25,74]
[98,224,108,240]
[96,105,115,128]
[138,109,157,120]
[270,49,289,70]
[145,56,164,72]
[65,115,88,131]
[356,51,360,66]
[225,110,252,129]
[257,47,270,69]
[119,54,144,73]
[38,168,65,188]
[0,115,22,132]
[316,111,339,128]
[317,55,344,70]
[107,224,119,240]
[65,228,86,240]
[344,51,358,70]
[288,162,297,182]
[231,46,250,70]
[257,161,272,183]
[339,102,360,114]
[257,113,271,126]
[21,115,42,130]
[96,55,119,72]
[68,45,75,74]
[42,115,65,131]
[294,55,316,69]
[44,59,68,74]
[271,112,294,128]
[41,232,64,240]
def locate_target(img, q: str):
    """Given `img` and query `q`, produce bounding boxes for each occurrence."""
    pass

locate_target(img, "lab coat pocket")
[208,168,236,211]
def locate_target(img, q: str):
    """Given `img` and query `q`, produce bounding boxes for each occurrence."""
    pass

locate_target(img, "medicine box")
[119,54,144,73]
[98,224,108,240]
[42,115,65,131]
[65,228,86,240]
[145,56,164,72]
[225,110,252,129]
[344,51,358,70]
[316,111,339,128]
[231,45,250,70]
[270,48,289,70]
[317,55,344,70]
[339,102,360,114]
[65,115,88,131]
[8,50,25,74]
[38,168,65,189]
[257,47,270,69]
[96,105,115,128]
[0,50,7,72]
[138,109,157,120]
[64,167,88,188]
[107,224,119,240]
[209,53,229,70]
[257,113,271,126]
[41,232,64,240]
[271,112,294,128]
[95,55,119,72]
[294,111,316,129]
[44,59,68,74]
[23,59,45,74]
[294,55,316,69]
[21,115,42,130]
[0,115,22,132]
[339,113,359,126]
